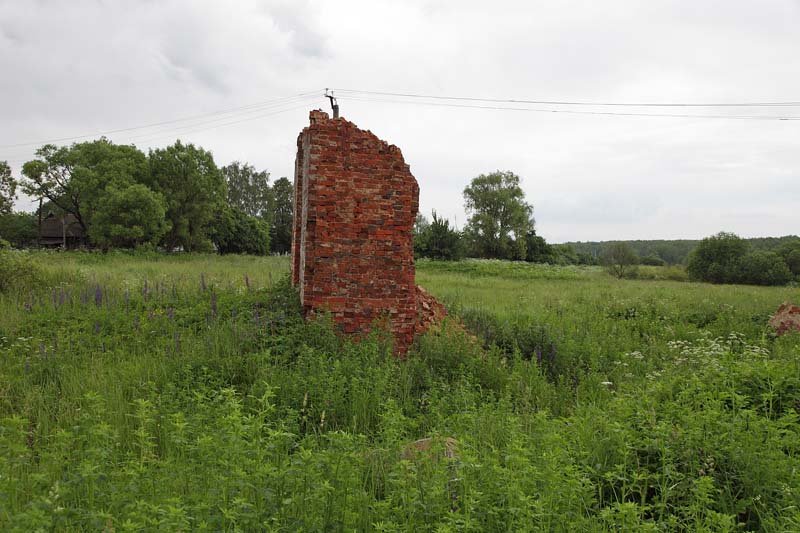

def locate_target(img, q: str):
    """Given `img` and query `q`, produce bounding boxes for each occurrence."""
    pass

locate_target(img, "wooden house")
[39,212,87,248]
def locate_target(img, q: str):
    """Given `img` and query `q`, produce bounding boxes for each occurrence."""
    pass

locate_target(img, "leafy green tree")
[88,184,170,249]
[463,171,533,260]
[0,161,16,215]
[640,254,666,266]
[601,242,640,278]
[222,161,271,218]
[413,213,431,258]
[415,211,464,260]
[687,232,748,283]
[550,244,580,265]
[736,251,793,286]
[20,139,148,233]
[0,212,37,248]
[776,240,800,277]
[269,177,293,254]
[146,141,226,252]
[209,206,270,255]
[524,231,555,263]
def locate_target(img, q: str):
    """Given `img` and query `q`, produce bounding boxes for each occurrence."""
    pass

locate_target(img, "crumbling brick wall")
[292,110,420,354]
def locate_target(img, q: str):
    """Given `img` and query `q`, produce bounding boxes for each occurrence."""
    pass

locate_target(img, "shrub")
[736,251,793,286]
[601,242,639,279]
[209,207,270,255]
[687,232,748,283]
[776,240,800,277]
[414,211,464,260]
[639,254,666,266]
[0,212,38,248]
[0,250,45,293]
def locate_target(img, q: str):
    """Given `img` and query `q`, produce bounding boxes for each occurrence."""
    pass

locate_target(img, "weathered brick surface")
[292,110,422,354]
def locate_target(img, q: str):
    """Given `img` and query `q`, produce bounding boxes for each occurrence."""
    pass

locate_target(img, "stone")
[291,110,444,355]
[768,302,800,336]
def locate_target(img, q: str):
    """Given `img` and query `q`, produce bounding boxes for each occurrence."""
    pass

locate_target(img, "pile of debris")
[768,302,800,336]
[415,285,447,335]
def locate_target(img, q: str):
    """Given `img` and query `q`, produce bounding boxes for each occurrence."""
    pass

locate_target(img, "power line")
[1,96,320,166]
[0,89,323,149]
[121,101,316,146]
[333,88,800,108]
[336,94,800,121]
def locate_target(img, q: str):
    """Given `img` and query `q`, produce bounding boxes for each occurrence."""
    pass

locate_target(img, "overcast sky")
[1,0,798,242]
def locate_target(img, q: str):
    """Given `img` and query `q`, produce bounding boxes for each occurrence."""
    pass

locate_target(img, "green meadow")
[1,252,799,531]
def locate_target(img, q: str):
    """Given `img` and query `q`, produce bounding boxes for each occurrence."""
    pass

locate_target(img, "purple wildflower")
[200,273,207,292]
[94,284,103,308]
[94,321,100,335]
[133,317,140,331]
[167,307,174,321]
[245,275,250,291]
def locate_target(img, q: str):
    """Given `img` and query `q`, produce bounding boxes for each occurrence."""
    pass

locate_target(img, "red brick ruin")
[291,110,444,355]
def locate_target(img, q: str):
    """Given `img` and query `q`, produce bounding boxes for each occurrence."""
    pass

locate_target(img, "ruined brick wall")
[292,110,420,354]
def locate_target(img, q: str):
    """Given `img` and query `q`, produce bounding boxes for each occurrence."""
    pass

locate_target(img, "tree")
[146,141,226,252]
[269,177,293,254]
[776,240,800,277]
[209,206,270,255]
[687,232,749,283]
[737,251,792,286]
[88,184,170,249]
[525,231,555,263]
[415,211,464,260]
[463,171,533,260]
[222,161,271,218]
[0,161,16,215]
[20,139,148,234]
[601,242,640,278]
[0,212,37,248]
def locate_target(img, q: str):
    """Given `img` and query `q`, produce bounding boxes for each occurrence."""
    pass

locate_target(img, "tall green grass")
[0,253,798,531]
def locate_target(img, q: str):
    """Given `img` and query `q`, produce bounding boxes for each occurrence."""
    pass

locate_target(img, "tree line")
[0,139,293,254]
[3,155,797,286]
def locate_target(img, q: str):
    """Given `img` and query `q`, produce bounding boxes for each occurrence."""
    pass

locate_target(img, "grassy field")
[1,251,799,531]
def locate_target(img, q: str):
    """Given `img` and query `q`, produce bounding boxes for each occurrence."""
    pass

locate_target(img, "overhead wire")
[332,88,800,108]
[335,94,800,121]
[0,89,323,149]
[0,92,321,165]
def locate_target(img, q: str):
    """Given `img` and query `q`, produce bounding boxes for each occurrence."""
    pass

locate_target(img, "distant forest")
[564,236,800,265]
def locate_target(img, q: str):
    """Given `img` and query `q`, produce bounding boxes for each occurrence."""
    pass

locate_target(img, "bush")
[414,211,464,260]
[736,251,793,286]
[0,212,38,248]
[0,250,45,293]
[639,254,666,266]
[209,207,270,255]
[687,232,748,283]
[776,240,800,277]
[88,184,170,249]
[601,242,639,279]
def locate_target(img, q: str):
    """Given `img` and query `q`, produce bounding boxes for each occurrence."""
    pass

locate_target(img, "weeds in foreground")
[0,253,798,531]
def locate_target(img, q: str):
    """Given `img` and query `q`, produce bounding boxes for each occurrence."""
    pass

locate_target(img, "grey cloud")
[265,1,327,59]
[2,0,799,241]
